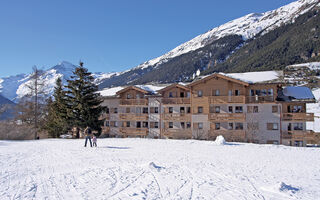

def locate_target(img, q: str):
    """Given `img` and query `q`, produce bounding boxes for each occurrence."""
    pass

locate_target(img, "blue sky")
[0,0,296,77]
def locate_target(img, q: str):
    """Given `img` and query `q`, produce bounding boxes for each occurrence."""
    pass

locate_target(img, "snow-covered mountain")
[97,0,320,88]
[0,61,113,102]
[130,0,320,71]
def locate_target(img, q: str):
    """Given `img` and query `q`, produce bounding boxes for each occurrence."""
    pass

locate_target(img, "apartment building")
[99,71,318,146]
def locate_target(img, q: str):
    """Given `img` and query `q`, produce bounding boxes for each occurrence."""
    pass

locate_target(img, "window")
[181,122,185,129]
[136,94,140,99]
[293,105,303,113]
[150,122,159,129]
[105,121,110,127]
[114,108,118,114]
[169,107,173,113]
[180,107,185,113]
[187,107,191,113]
[261,89,267,96]
[143,107,148,114]
[250,89,254,96]
[293,123,303,130]
[136,107,141,114]
[215,89,220,96]
[136,122,141,128]
[127,93,132,99]
[228,90,232,96]
[142,121,148,128]
[235,106,243,113]
[228,106,233,113]
[198,107,203,113]
[186,122,191,129]
[253,106,258,113]
[169,122,173,128]
[198,122,203,129]
[235,123,243,130]
[272,105,278,113]
[126,107,130,113]
[228,122,233,130]
[126,121,130,127]
[106,107,110,114]
[114,121,118,127]
[267,123,278,130]
[215,123,220,130]
[180,92,184,98]
[268,88,273,96]
[169,92,173,98]
[255,90,261,96]
[154,107,159,114]
[215,106,220,113]
[198,90,203,97]
[186,92,190,98]
[235,90,240,96]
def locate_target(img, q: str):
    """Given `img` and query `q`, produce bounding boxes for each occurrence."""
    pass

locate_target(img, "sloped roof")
[221,71,282,84]
[283,86,315,101]
[157,83,190,93]
[189,73,250,87]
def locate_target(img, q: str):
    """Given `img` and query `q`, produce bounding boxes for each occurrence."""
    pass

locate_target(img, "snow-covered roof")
[99,85,168,97]
[220,71,282,84]
[287,62,320,70]
[283,86,315,100]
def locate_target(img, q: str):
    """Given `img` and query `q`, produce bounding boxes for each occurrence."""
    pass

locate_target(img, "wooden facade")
[100,72,318,146]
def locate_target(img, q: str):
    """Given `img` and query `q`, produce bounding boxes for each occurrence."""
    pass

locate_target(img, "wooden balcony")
[282,130,315,140]
[162,113,191,121]
[162,98,191,104]
[162,128,192,139]
[119,99,148,106]
[282,113,314,121]
[209,113,245,122]
[119,113,148,121]
[246,96,274,103]
[119,127,148,137]
[208,130,246,142]
[209,96,246,104]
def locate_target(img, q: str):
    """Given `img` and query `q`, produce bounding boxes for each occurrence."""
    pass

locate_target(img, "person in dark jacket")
[84,126,92,147]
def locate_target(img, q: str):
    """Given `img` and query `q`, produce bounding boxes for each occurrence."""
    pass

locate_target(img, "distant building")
[99,71,319,147]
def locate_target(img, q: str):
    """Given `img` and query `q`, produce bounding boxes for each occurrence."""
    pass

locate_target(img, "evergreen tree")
[66,62,104,133]
[44,78,69,137]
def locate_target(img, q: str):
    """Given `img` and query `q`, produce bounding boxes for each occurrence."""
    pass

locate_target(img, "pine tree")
[66,62,104,134]
[44,78,69,137]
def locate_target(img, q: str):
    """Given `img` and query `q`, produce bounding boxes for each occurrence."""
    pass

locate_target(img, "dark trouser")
[84,136,92,147]
[93,142,97,147]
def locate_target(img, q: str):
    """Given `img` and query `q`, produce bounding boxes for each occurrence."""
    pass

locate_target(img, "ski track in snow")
[0,139,319,200]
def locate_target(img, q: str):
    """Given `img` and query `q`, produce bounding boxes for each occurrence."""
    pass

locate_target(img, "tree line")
[15,62,105,139]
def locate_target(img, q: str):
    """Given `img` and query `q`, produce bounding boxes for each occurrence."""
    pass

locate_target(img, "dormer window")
[127,93,132,99]
[169,92,173,98]
[198,90,203,97]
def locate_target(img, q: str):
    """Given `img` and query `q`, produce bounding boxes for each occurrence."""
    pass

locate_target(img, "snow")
[129,0,319,71]
[213,135,226,145]
[0,138,319,199]
[99,86,125,97]
[283,86,315,100]
[307,88,320,132]
[288,62,320,70]
[221,71,282,84]
[135,85,167,94]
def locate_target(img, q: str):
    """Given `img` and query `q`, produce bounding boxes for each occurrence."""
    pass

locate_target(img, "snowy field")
[0,139,319,200]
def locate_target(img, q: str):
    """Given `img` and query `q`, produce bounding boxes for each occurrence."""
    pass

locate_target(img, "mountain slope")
[99,0,320,88]
[0,61,112,102]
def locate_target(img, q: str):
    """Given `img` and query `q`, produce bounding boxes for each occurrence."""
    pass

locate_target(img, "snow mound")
[214,135,226,145]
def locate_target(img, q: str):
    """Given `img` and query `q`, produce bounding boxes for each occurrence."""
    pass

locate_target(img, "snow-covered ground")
[0,139,319,200]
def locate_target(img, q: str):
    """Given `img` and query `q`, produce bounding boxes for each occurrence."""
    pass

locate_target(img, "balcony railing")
[162,128,192,139]
[246,96,274,103]
[119,113,148,121]
[282,130,315,140]
[209,96,246,104]
[99,113,110,120]
[209,113,245,121]
[162,98,190,104]
[119,127,148,136]
[162,113,191,121]
[208,130,246,141]
[282,113,314,121]
[120,99,148,106]
[101,126,110,134]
